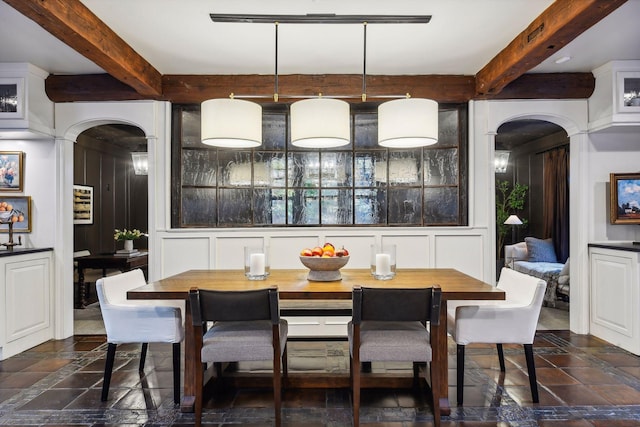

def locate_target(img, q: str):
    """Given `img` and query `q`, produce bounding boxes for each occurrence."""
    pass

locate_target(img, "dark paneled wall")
[73,136,148,255]
[506,131,569,246]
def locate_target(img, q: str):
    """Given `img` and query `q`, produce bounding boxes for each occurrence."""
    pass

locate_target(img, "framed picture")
[610,173,640,224]
[0,78,25,119]
[73,185,94,225]
[0,196,31,233]
[0,151,24,191]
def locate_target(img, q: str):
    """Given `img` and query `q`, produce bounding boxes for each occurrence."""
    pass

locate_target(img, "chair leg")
[172,342,181,405]
[101,343,117,401]
[195,361,204,427]
[429,360,441,427]
[524,344,539,403]
[496,343,505,372]
[283,344,289,378]
[273,349,282,426]
[353,358,360,427]
[139,343,148,372]
[456,344,465,406]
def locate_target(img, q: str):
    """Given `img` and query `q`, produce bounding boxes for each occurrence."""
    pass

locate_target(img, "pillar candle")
[375,253,391,275]
[250,253,265,275]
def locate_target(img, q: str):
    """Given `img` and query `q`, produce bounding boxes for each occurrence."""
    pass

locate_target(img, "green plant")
[496,180,528,259]
[114,228,143,241]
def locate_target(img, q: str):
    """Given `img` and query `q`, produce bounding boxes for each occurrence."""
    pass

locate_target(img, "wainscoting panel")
[433,234,484,279]
[161,236,211,278]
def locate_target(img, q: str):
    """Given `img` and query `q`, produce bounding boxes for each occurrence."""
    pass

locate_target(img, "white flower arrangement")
[114,228,143,241]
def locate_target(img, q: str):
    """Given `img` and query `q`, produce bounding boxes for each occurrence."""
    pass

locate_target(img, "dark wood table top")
[128,268,504,301]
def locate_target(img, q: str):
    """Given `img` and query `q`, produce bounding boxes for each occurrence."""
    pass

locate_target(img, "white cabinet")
[589,245,640,355]
[0,249,53,360]
[589,60,640,133]
[0,63,54,139]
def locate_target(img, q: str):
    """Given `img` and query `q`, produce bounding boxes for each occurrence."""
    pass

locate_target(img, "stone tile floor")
[1,329,640,426]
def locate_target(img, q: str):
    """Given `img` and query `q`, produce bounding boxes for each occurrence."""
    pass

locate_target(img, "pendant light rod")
[274,22,279,102]
[210,14,431,24]
[362,22,367,102]
[227,94,413,100]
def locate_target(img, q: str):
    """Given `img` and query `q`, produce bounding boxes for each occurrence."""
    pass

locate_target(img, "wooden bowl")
[299,255,350,281]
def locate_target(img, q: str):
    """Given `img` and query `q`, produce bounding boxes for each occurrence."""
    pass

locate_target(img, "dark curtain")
[542,146,569,263]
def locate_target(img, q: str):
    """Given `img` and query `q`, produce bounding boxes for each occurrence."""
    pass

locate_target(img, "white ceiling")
[0,0,638,78]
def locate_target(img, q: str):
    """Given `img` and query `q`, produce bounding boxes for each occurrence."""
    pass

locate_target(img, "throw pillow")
[525,237,558,263]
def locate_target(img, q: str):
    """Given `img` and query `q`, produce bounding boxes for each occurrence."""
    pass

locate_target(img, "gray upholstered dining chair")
[188,286,288,427]
[447,267,547,405]
[96,269,184,404]
[348,286,442,427]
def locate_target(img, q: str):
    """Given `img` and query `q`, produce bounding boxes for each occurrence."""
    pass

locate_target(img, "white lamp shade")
[201,99,262,148]
[504,214,523,225]
[291,98,350,148]
[378,98,438,148]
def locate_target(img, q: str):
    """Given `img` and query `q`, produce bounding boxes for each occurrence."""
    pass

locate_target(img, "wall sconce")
[131,152,148,176]
[495,150,510,173]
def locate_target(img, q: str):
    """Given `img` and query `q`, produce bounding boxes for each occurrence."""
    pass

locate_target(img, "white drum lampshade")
[291,98,351,148]
[378,98,439,148]
[201,99,262,148]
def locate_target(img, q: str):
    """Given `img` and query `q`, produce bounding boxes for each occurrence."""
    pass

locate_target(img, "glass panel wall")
[171,103,467,227]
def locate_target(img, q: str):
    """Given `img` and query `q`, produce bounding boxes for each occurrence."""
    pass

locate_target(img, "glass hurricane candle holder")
[244,246,270,280]
[370,244,396,280]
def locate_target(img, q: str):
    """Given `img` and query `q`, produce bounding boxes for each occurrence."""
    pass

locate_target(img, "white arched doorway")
[474,99,589,334]
[54,100,170,338]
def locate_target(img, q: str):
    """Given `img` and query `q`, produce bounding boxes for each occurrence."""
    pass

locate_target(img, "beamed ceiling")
[0,0,635,104]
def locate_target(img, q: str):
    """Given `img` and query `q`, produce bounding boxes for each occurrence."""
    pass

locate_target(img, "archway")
[495,118,570,329]
[73,123,148,313]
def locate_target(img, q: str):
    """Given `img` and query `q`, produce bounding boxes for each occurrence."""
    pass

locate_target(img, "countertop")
[0,247,53,257]
[588,242,640,253]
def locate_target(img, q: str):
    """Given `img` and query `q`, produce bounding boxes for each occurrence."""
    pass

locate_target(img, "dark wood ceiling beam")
[162,74,477,103]
[475,0,628,95]
[3,0,162,97]
[480,73,595,100]
[45,72,594,103]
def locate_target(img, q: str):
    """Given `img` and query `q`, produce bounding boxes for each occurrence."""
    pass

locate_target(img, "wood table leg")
[78,268,87,309]
[180,298,196,412]
[431,300,451,415]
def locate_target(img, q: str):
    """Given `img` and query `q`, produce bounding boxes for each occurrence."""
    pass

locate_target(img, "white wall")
[0,139,57,249]
[588,131,640,243]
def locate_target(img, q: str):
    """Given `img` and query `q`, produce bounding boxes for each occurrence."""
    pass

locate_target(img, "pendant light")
[378,97,439,148]
[201,97,262,148]
[290,97,351,148]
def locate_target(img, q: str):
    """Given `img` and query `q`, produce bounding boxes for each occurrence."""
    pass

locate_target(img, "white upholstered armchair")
[447,268,546,405]
[96,269,184,404]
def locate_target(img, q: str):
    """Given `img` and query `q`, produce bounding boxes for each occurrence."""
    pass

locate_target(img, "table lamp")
[504,215,523,268]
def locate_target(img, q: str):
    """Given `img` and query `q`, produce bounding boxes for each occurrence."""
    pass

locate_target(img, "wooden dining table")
[127,268,504,414]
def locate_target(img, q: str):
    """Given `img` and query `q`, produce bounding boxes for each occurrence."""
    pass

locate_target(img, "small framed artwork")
[0,151,24,191]
[0,196,31,233]
[610,172,640,224]
[0,78,25,119]
[73,184,94,225]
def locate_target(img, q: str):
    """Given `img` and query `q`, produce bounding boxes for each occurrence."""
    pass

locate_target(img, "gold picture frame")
[0,195,31,233]
[0,151,24,192]
[610,173,640,224]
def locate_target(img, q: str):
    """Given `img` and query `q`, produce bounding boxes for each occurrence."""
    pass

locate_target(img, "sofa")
[504,238,569,308]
